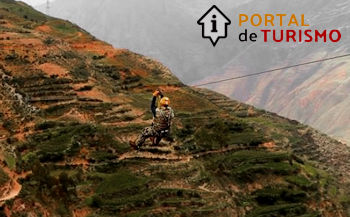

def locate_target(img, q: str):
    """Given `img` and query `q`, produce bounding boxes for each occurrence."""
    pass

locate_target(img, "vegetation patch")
[285,175,314,190]
[204,150,296,183]
[48,20,79,36]
[0,167,9,186]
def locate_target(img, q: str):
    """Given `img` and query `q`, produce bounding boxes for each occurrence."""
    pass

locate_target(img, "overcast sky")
[17,0,50,6]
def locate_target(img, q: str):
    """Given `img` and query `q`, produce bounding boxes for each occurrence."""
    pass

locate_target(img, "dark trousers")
[135,126,169,147]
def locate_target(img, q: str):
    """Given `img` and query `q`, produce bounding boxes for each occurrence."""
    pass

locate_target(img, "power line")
[194,53,350,87]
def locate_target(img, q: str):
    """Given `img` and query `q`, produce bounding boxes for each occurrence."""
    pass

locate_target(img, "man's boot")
[150,137,156,145]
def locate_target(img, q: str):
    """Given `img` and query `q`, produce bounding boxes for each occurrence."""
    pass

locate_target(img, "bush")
[286,175,314,190]
[90,150,115,163]
[92,55,105,60]
[5,52,18,61]
[78,85,94,91]
[85,196,102,208]
[123,75,141,85]
[35,121,58,130]
[204,150,296,182]
[247,203,307,217]
[2,119,15,130]
[194,120,232,149]
[71,63,89,79]
[43,37,55,45]
[193,120,264,150]
[151,67,162,75]
[94,64,121,80]
[62,51,79,59]
[254,186,307,205]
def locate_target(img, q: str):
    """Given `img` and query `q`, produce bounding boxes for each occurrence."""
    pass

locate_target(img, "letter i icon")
[211,15,217,32]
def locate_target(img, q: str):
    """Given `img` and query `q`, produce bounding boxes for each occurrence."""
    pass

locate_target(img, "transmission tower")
[46,0,50,14]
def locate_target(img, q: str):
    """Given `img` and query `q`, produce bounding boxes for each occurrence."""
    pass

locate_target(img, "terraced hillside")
[0,1,350,216]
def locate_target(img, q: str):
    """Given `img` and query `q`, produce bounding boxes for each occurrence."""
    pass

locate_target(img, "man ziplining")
[130,89,174,150]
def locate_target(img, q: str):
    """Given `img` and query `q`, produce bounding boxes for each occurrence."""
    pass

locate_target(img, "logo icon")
[197,5,231,46]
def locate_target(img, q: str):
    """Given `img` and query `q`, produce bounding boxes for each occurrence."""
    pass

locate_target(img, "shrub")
[43,37,55,45]
[35,121,58,130]
[5,52,18,61]
[123,75,141,85]
[70,63,89,79]
[78,85,93,91]
[193,120,264,149]
[2,120,15,130]
[62,51,79,59]
[85,196,102,208]
[254,186,307,205]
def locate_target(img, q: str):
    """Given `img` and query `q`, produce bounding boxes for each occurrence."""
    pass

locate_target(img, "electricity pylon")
[46,0,50,14]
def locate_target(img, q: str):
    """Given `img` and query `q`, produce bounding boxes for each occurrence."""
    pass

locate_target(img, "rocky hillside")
[40,0,350,144]
[0,1,350,216]
[35,0,246,83]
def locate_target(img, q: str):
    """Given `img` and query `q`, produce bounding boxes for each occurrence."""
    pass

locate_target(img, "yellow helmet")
[159,97,170,107]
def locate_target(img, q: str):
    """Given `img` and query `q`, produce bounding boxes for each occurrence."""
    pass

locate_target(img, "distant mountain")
[196,0,350,143]
[1,1,350,216]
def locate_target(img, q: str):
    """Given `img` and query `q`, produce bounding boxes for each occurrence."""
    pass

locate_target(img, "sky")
[17,0,50,6]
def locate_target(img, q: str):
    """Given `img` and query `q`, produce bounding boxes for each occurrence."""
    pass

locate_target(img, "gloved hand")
[153,90,160,96]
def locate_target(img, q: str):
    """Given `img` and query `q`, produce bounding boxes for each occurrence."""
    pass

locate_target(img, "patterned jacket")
[151,95,174,131]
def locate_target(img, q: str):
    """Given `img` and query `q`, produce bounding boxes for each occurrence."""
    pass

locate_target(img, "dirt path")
[193,144,272,158]
[117,144,272,163]
[47,144,274,168]
[0,167,31,203]
[118,151,192,163]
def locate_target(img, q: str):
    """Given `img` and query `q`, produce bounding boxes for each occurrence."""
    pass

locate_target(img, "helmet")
[159,97,170,107]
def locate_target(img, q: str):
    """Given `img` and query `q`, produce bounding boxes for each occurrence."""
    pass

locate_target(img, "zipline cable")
[194,53,350,87]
